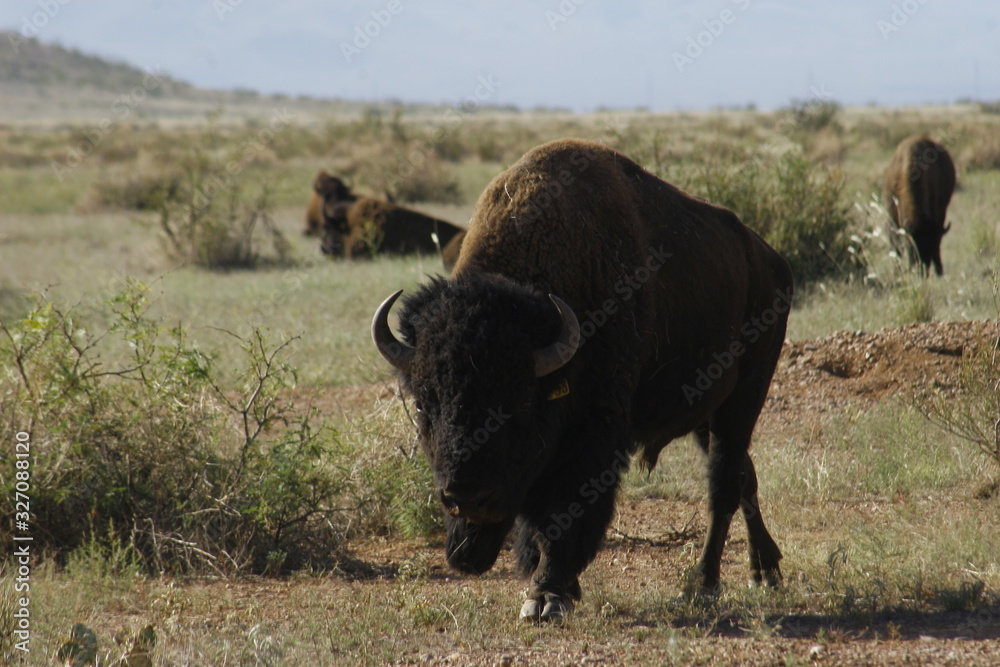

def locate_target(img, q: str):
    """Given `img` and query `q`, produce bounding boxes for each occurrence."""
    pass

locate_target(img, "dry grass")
[3,104,1000,665]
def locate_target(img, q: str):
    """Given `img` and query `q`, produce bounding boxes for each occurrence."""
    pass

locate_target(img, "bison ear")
[943,221,952,235]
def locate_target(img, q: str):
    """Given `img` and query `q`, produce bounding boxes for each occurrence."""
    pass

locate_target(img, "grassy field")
[2,104,1000,665]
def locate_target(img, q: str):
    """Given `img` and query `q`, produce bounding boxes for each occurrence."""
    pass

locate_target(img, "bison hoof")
[751,567,783,588]
[519,598,541,621]
[681,567,720,599]
[519,594,574,623]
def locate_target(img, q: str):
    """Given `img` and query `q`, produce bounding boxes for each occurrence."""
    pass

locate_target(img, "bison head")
[314,171,353,202]
[371,275,579,573]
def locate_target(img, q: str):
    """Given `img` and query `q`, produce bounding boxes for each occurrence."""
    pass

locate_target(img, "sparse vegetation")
[0,282,348,575]
[918,322,1000,490]
[2,64,1000,662]
[157,136,293,270]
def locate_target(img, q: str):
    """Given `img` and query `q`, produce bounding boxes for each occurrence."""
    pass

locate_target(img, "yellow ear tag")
[546,378,570,401]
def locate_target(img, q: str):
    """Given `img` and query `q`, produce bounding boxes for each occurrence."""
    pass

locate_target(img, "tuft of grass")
[894,278,935,324]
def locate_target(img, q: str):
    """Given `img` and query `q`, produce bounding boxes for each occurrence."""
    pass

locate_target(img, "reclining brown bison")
[304,170,355,236]
[322,197,466,270]
[883,135,956,275]
[371,139,792,621]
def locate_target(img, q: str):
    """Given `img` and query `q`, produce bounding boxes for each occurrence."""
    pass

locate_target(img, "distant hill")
[0,31,192,94]
[0,32,378,126]
[0,32,524,126]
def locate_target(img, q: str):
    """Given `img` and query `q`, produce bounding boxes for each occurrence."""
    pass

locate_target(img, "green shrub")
[918,330,1000,487]
[339,401,444,541]
[154,118,294,270]
[0,282,347,575]
[781,99,842,134]
[678,151,857,284]
[386,153,463,204]
[81,169,181,211]
[962,136,1000,171]
[158,157,292,270]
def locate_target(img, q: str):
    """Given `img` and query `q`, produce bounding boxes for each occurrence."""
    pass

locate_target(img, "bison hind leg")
[741,454,783,587]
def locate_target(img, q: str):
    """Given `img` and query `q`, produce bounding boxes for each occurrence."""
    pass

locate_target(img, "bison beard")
[371,139,791,622]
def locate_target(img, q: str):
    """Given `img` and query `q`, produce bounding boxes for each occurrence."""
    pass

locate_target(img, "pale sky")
[5,1,999,111]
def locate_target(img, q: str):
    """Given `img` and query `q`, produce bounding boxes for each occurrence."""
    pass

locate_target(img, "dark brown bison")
[883,135,956,275]
[304,170,355,236]
[322,197,466,270]
[371,139,792,621]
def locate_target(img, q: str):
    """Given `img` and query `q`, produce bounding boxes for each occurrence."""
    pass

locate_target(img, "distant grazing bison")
[304,170,355,236]
[371,139,792,621]
[322,197,466,270]
[883,135,956,275]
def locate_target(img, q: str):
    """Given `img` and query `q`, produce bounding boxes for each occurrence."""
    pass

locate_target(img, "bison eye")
[413,401,424,414]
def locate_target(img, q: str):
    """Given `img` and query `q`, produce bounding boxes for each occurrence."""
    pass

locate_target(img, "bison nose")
[440,484,504,522]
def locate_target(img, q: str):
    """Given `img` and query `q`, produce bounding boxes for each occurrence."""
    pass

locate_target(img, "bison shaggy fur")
[322,197,466,270]
[371,139,792,620]
[883,135,956,275]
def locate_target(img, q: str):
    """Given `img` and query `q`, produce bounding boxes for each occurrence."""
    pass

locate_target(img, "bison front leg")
[514,431,629,622]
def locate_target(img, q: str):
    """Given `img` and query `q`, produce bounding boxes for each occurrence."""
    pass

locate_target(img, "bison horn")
[371,290,415,373]
[533,295,581,377]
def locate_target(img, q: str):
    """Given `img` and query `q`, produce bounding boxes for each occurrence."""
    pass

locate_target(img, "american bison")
[304,170,355,236]
[322,197,466,270]
[883,135,956,275]
[371,139,792,621]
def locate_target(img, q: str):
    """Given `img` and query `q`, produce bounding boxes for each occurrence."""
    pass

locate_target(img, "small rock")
[809,644,823,660]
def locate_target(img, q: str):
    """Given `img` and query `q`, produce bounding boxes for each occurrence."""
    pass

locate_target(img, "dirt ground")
[288,321,1000,665]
